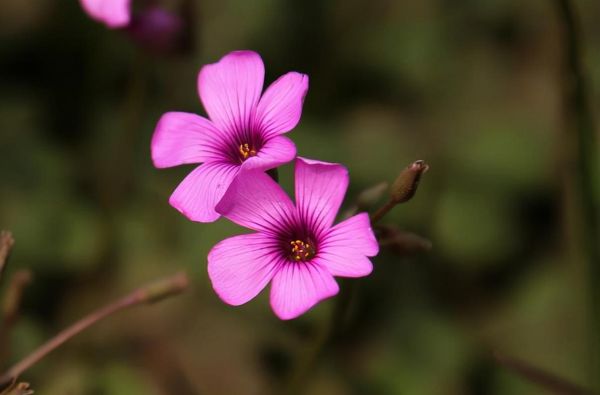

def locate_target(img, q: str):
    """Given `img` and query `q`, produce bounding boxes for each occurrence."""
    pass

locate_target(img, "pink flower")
[80,0,131,28]
[208,158,379,320]
[152,51,309,222]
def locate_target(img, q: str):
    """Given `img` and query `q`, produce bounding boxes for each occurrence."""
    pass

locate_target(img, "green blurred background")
[1,0,599,394]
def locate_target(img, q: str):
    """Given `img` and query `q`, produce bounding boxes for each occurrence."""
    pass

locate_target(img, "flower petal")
[295,157,349,236]
[270,261,339,320]
[198,50,264,136]
[316,213,379,277]
[151,112,228,168]
[241,136,296,171]
[216,169,295,233]
[80,0,131,28]
[208,233,282,306]
[169,162,239,222]
[254,72,309,139]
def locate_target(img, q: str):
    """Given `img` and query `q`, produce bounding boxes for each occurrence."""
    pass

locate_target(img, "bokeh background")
[1,0,599,394]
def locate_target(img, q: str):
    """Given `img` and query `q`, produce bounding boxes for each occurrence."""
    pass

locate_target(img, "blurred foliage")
[1,0,599,394]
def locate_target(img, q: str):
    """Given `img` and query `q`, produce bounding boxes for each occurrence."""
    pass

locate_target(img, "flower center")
[239,143,257,160]
[289,239,316,262]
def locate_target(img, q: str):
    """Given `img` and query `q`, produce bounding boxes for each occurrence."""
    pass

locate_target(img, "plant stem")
[494,352,596,395]
[554,0,600,388]
[369,199,396,224]
[0,272,189,388]
[0,271,32,366]
[282,280,358,395]
[0,232,15,280]
[283,317,332,395]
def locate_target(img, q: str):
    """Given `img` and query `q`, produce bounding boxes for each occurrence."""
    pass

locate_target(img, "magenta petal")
[295,157,349,236]
[216,170,295,233]
[151,112,227,168]
[169,162,239,222]
[80,0,131,28]
[317,213,379,277]
[198,51,265,135]
[254,72,309,139]
[270,262,339,320]
[241,136,296,171]
[208,233,282,306]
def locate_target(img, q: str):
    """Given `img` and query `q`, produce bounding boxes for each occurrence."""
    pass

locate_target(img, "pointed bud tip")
[409,160,429,173]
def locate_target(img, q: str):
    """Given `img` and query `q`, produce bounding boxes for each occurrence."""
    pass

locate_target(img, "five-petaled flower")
[208,158,379,320]
[80,0,131,28]
[151,50,309,222]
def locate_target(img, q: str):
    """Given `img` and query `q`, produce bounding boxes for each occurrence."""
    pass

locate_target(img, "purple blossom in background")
[79,0,186,54]
[152,51,309,222]
[80,0,131,28]
[127,6,184,54]
[208,158,379,320]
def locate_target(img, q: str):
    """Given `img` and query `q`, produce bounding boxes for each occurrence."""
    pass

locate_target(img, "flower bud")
[0,380,34,395]
[356,182,388,211]
[390,160,429,204]
[377,225,432,254]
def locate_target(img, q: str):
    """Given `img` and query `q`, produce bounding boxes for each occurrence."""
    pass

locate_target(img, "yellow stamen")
[289,239,316,262]
[239,143,257,160]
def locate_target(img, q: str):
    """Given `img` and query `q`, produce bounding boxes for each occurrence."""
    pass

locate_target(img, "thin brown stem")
[0,232,15,280]
[282,280,358,395]
[369,199,396,224]
[0,272,189,388]
[0,270,33,365]
[283,319,332,395]
[494,352,597,395]
[554,0,599,388]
